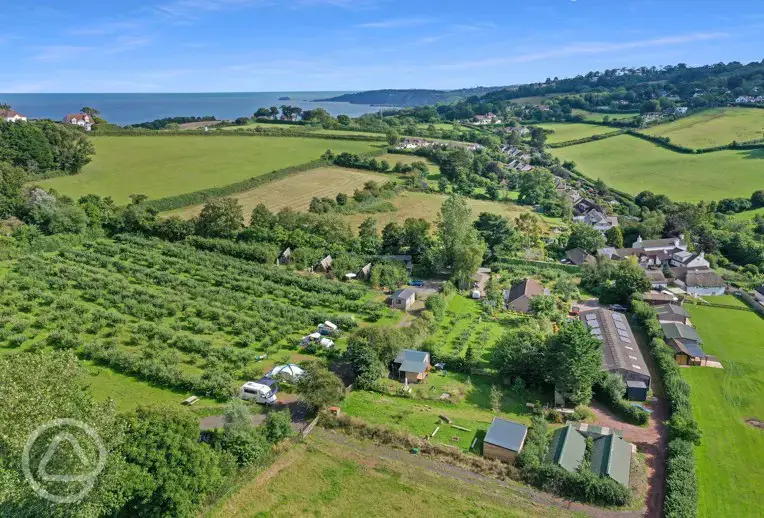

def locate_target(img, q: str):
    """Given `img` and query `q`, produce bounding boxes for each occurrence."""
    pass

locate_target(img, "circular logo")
[22,418,107,504]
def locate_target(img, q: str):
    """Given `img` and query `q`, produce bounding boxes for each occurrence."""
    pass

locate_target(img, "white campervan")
[240,382,277,405]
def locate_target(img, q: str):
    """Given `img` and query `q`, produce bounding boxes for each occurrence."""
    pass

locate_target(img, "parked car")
[609,304,628,312]
[410,280,425,287]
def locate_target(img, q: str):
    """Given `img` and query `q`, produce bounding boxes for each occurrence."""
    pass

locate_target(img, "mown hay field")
[36,136,384,204]
[642,107,764,148]
[533,123,617,143]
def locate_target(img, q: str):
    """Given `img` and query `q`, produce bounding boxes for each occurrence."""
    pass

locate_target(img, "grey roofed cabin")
[565,247,596,266]
[391,349,430,383]
[661,322,701,343]
[547,424,587,472]
[483,418,528,463]
[391,288,416,311]
[376,254,414,274]
[655,304,690,324]
[580,309,651,389]
[590,433,632,487]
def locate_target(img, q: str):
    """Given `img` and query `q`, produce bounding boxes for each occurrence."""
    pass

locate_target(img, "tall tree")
[567,222,606,252]
[358,217,380,255]
[438,195,485,285]
[295,361,345,411]
[546,321,603,405]
[195,198,244,238]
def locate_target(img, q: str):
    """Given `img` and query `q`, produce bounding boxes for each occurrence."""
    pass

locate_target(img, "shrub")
[263,409,294,444]
[594,371,649,426]
[664,439,698,518]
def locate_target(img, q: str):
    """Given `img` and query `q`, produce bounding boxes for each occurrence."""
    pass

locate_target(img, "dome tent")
[267,363,305,382]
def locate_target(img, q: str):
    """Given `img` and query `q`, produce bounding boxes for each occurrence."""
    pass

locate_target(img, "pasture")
[533,123,617,144]
[340,191,532,232]
[730,206,764,222]
[550,134,764,202]
[212,433,565,518]
[35,136,384,204]
[642,107,764,148]
[572,109,638,122]
[218,122,387,138]
[683,301,764,517]
[165,166,391,219]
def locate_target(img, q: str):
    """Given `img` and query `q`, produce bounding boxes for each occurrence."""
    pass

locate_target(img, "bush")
[594,372,649,426]
[664,439,698,518]
[264,409,294,444]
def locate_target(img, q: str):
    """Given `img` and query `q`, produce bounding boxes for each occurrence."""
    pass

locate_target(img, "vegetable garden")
[0,236,388,399]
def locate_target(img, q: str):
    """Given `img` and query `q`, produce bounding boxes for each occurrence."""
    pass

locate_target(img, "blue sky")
[3,0,764,93]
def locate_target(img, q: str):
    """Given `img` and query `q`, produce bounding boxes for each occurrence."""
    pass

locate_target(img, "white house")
[1,109,27,122]
[63,113,94,131]
[670,251,710,269]
[673,268,726,296]
[574,209,618,233]
[633,235,687,254]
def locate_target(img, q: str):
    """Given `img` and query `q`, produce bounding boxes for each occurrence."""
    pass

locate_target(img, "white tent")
[267,364,305,381]
[320,338,335,348]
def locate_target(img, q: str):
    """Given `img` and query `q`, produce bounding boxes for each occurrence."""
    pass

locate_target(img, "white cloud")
[435,32,730,71]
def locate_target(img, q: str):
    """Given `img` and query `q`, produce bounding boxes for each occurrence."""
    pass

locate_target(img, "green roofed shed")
[546,425,586,472]
[590,434,632,486]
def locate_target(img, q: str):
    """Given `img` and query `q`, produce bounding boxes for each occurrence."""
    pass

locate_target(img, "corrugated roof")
[590,434,631,487]
[580,309,649,381]
[484,418,527,453]
[546,425,586,472]
[393,288,416,300]
[393,349,428,365]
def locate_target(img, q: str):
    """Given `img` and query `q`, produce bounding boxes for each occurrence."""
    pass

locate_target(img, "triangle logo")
[37,432,93,483]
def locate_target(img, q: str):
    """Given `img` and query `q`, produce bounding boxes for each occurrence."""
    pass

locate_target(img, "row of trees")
[0,120,94,175]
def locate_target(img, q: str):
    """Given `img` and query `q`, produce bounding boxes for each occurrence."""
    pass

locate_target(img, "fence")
[300,415,321,438]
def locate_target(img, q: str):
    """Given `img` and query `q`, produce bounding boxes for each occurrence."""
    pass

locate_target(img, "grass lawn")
[35,136,385,204]
[341,191,532,233]
[211,434,567,517]
[683,301,764,517]
[164,166,391,218]
[729,206,764,222]
[642,107,764,148]
[550,134,764,202]
[533,123,617,144]
[341,377,539,453]
[571,109,639,122]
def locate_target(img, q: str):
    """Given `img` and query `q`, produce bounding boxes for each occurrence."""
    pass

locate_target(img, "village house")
[574,209,618,232]
[581,309,651,397]
[397,137,432,150]
[670,250,710,269]
[633,235,687,254]
[63,113,94,131]
[597,247,668,269]
[642,112,663,124]
[547,424,632,487]
[573,198,604,217]
[504,278,547,313]
[565,248,596,266]
[391,349,430,383]
[672,267,726,296]
[644,268,668,289]
[472,112,501,125]
[482,418,528,463]
[391,288,416,311]
[736,95,764,104]
[0,109,27,122]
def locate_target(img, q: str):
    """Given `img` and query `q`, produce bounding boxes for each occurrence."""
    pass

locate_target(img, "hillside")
[314,86,509,106]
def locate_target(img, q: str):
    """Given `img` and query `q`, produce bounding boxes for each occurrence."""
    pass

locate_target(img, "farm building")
[565,247,596,266]
[482,418,528,463]
[547,424,632,486]
[504,278,547,313]
[655,304,690,325]
[391,288,416,311]
[315,255,333,273]
[391,349,430,383]
[580,309,651,392]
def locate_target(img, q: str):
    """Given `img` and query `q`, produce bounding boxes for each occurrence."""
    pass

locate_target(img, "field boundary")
[93,128,386,142]
[627,129,764,154]
[547,129,625,148]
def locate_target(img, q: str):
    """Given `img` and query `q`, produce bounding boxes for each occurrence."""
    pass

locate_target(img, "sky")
[3,0,764,93]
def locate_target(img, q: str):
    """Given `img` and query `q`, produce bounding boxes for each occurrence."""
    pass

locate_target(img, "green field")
[550,134,764,202]
[730,207,764,222]
[218,122,386,138]
[533,123,617,144]
[35,136,384,204]
[642,107,764,148]
[212,433,566,517]
[683,301,764,517]
[571,109,639,122]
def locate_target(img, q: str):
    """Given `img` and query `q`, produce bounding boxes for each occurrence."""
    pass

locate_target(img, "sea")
[0,92,384,126]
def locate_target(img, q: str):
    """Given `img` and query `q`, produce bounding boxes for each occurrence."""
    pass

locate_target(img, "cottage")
[504,278,546,313]
[655,304,690,325]
[0,109,27,122]
[278,247,292,265]
[581,309,651,391]
[315,255,333,273]
[633,235,687,254]
[574,209,618,232]
[391,288,416,311]
[483,418,528,463]
[573,198,603,217]
[598,247,668,268]
[473,112,501,125]
[670,250,709,269]
[672,268,725,296]
[644,268,668,289]
[565,248,596,266]
[63,113,94,131]
[391,349,430,383]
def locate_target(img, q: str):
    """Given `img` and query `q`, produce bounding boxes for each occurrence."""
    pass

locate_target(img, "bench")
[182,396,200,406]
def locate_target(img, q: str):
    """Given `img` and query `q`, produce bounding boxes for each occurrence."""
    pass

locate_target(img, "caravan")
[318,321,338,335]
[240,381,277,405]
